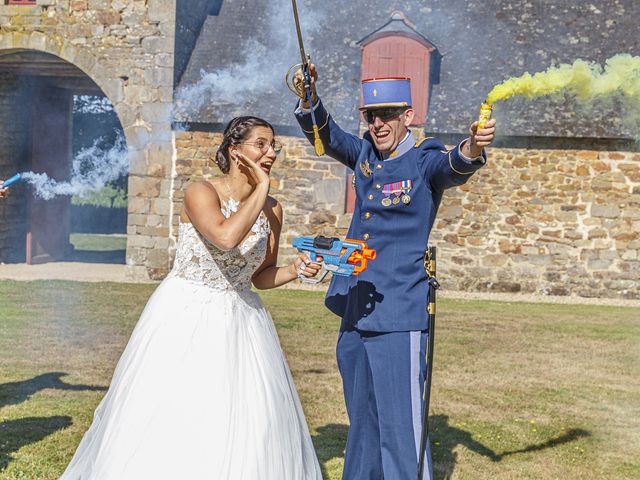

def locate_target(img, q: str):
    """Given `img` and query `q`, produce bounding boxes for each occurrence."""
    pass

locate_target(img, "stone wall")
[430,148,639,299]
[0,0,177,280]
[0,73,29,262]
[175,129,639,300]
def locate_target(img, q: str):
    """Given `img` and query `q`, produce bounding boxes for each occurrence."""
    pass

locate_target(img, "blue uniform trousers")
[337,329,433,480]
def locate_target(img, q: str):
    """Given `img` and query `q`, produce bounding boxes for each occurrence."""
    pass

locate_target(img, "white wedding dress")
[61,199,323,480]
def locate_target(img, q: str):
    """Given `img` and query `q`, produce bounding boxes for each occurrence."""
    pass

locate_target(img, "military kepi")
[361,77,412,110]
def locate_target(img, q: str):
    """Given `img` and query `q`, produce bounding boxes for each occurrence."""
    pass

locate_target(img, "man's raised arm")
[292,64,362,170]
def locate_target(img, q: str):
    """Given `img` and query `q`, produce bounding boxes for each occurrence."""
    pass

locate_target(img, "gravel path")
[0,262,129,283]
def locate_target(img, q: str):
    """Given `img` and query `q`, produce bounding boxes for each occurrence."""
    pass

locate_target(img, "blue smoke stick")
[1,173,22,188]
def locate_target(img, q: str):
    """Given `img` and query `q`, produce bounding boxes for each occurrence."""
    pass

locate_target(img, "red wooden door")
[361,35,432,125]
[27,86,72,264]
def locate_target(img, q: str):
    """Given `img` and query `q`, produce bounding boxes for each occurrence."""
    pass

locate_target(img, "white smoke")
[174,0,325,121]
[175,40,275,120]
[21,134,128,200]
[73,95,115,114]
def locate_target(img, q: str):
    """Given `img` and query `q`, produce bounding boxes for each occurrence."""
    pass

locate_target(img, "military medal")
[381,183,393,206]
[360,159,373,177]
[382,180,413,206]
[401,179,412,204]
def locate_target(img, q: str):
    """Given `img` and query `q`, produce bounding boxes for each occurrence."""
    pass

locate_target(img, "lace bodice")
[168,199,271,291]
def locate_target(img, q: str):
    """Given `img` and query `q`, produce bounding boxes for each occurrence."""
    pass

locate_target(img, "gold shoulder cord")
[414,136,438,148]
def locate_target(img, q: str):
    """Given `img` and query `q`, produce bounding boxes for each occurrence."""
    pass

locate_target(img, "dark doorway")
[26,84,73,264]
[0,50,128,265]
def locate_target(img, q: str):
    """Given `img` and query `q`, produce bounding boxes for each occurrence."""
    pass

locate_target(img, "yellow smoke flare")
[486,54,640,105]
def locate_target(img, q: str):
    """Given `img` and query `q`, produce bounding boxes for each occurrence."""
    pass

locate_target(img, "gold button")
[363,233,370,241]
[376,164,382,170]
[375,184,381,189]
[364,212,372,220]
[368,194,374,200]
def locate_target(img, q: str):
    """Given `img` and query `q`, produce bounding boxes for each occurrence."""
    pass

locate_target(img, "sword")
[417,246,440,480]
[286,0,325,156]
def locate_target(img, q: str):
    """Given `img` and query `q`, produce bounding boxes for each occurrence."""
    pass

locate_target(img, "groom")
[294,68,496,479]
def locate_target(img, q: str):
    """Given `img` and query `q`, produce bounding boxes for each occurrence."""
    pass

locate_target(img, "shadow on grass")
[312,423,348,479]
[431,415,591,479]
[426,414,497,479]
[0,416,72,470]
[313,417,591,479]
[0,372,107,410]
[313,419,499,479]
[497,427,591,459]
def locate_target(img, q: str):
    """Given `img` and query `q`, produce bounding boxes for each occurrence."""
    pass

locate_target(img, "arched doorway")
[0,49,128,265]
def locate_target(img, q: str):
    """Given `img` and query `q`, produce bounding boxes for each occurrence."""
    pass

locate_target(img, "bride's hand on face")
[232,150,270,188]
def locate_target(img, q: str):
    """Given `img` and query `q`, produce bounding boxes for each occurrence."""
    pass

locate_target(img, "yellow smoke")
[486,54,640,105]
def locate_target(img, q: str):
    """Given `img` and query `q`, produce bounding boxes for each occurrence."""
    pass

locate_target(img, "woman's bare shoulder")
[185,180,221,200]
[181,180,223,223]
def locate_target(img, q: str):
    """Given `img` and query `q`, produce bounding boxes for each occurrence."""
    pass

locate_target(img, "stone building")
[0,0,638,299]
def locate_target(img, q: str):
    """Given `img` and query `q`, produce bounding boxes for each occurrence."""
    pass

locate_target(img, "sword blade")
[291,0,307,66]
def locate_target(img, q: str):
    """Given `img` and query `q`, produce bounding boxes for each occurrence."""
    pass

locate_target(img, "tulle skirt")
[61,277,323,479]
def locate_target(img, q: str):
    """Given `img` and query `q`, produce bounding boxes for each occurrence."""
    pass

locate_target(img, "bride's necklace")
[223,175,235,201]
[222,175,242,213]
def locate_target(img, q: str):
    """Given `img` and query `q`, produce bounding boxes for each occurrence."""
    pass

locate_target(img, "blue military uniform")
[295,81,485,479]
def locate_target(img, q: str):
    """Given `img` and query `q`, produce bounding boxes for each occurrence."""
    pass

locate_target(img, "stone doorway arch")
[0,0,180,281]
[0,47,130,266]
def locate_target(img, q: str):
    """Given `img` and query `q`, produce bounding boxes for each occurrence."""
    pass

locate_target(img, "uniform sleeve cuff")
[449,141,486,174]
[458,144,484,163]
[294,98,330,133]
[294,98,321,115]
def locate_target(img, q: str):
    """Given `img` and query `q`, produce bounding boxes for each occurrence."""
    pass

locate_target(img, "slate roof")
[177,0,640,141]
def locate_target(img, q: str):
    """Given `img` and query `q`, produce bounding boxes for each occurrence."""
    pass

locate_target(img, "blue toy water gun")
[0,173,22,189]
[292,235,377,283]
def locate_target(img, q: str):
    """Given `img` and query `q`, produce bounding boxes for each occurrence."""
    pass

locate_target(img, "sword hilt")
[424,246,439,289]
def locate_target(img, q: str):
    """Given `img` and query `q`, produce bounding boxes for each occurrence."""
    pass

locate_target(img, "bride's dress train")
[61,199,323,479]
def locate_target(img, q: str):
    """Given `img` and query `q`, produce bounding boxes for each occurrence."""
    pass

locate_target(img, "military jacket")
[295,100,486,332]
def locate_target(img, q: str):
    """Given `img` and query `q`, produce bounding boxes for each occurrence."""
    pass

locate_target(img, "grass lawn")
[67,234,126,264]
[0,280,638,479]
[69,234,127,252]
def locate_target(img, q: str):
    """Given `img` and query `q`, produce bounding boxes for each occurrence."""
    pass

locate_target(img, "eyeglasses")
[240,140,283,155]
[363,108,406,124]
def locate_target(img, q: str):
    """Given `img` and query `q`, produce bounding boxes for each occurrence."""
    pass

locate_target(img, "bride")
[61,116,324,479]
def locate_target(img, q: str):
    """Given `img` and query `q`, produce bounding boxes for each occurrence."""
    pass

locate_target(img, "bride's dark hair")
[215,116,274,174]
